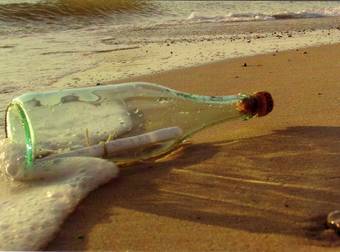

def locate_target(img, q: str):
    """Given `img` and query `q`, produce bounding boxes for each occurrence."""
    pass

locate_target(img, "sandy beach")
[45,42,340,251]
[3,1,340,251]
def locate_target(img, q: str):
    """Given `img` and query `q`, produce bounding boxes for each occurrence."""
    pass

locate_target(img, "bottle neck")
[169,88,273,119]
[170,90,273,140]
[167,86,274,119]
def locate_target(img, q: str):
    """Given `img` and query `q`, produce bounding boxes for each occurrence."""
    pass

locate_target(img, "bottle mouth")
[238,91,274,117]
[5,102,34,168]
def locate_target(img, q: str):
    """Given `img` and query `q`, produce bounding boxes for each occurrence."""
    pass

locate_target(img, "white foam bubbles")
[0,139,118,250]
[185,7,340,25]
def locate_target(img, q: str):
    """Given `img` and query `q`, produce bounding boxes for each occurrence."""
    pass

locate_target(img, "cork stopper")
[238,91,273,117]
[253,91,274,117]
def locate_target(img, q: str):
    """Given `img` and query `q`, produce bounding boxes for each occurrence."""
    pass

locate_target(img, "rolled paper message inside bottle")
[40,127,183,161]
[5,82,273,168]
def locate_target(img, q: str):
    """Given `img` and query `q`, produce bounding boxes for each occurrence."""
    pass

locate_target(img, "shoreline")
[50,27,340,89]
[47,42,340,251]
[111,41,340,87]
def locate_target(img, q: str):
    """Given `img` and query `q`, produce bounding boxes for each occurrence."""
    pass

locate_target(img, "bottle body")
[5,82,273,168]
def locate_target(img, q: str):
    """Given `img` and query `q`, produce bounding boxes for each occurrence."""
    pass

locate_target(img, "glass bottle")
[5,82,273,168]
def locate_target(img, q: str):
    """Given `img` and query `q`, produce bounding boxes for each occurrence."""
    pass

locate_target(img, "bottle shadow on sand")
[47,126,340,250]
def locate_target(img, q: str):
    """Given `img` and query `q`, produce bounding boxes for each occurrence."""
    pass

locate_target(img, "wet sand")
[47,43,340,251]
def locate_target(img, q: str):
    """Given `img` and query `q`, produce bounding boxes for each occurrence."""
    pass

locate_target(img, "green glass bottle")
[5,82,273,168]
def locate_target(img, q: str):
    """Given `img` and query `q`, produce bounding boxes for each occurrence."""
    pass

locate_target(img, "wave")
[0,0,148,22]
[186,8,340,24]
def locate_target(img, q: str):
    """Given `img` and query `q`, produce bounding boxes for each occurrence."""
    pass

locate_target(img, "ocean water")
[1,0,340,249]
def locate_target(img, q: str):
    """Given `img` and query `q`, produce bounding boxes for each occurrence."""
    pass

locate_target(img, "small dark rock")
[96,82,101,86]
[77,235,85,240]
[303,51,307,54]
[318,92,322,95]
[243,62,247,67]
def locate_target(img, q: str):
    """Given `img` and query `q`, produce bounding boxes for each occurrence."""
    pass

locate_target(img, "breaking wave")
[0,0,148,22]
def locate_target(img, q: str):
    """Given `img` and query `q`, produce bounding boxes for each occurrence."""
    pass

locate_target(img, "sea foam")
[186,7,340,24]
[0,139,118,250]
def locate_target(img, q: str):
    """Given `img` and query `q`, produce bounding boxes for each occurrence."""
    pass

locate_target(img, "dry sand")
[47,43,340,251]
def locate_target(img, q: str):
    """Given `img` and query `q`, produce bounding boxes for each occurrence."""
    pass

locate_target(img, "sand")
[46,43,340,251]
[49,27,340,90]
